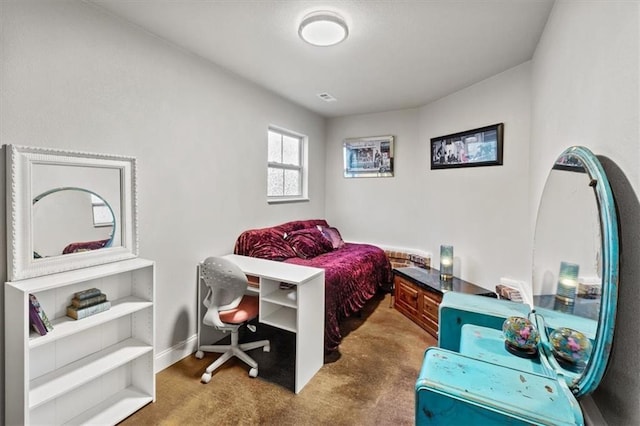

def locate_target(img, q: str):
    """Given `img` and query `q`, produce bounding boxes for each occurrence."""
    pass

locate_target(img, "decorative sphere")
[502,316,540,350]
[549,327,592,364]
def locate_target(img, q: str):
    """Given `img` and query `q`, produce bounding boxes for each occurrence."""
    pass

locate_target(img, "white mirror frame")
[6,144,138,281]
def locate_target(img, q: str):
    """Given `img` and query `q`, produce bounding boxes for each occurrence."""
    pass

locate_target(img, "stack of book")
[66,288,111,320]
[29,294,54,336]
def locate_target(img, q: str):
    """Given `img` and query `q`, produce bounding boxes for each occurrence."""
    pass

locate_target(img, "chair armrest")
[203,306,225,328]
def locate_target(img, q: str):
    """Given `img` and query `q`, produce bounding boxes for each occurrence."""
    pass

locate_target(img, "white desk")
[200,254,325,393]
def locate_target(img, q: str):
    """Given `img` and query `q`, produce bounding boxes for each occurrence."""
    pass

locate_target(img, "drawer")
[396,279,420,311]
[421,292,442,322]
[420,314,439,338]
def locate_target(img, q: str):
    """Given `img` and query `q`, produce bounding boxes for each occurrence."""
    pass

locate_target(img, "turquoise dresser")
[417,347,581,425]
[416,294,583,425]
[416,147,620,425]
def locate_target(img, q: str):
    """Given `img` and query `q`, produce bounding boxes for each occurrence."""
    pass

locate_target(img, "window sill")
[267,197,310,205]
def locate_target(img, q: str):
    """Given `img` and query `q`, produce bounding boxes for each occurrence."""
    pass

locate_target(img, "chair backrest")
[200,257,247,312]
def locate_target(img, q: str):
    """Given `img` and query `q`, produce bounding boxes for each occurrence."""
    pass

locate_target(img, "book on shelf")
[29,293,54,335]
[67,300,111,320]
[74,287,102,301]
[71,292,107,308]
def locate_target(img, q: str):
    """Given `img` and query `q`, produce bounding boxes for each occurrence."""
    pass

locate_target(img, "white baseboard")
[154,334,199,373]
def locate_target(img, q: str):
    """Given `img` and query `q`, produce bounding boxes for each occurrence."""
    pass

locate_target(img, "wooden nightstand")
[393,267,492,338]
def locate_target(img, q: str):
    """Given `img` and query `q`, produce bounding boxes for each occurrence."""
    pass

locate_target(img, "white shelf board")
[261,288,297,308]
[7,258,154,293]
[29,296,153,348]
[223,254,323,285]
[64,387,153,426]
[29,338,152,409]
[261,306,297,333]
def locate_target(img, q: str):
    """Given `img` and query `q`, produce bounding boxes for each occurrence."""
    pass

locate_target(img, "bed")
[233,219,392,352]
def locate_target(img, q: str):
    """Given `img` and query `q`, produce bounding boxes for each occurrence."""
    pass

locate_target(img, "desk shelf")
[261,307,297,333]
[260,279,298,332]
[261,288,297,308]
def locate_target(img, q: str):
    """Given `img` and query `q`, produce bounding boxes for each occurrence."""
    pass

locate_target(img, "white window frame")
[90,194,114,227]
[267,126,309,203]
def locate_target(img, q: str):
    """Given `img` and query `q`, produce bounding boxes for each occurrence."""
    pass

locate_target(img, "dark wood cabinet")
[394,274,442,337]
[393,267,490,338]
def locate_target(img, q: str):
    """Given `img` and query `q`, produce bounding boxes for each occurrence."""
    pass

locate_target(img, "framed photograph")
[553,152,586,173]
[430,123,504,170]
[343,135,394,178]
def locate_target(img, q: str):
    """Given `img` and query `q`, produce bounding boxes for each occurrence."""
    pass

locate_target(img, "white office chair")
[195,256,270,383]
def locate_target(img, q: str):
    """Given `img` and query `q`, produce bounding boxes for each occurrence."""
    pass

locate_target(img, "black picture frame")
[430,123,504,170]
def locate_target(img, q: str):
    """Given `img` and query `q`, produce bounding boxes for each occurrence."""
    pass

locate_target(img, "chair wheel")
[264,345,270,352]
[201,372,212,383]
[249,368,258,378]
[195,350,204,359]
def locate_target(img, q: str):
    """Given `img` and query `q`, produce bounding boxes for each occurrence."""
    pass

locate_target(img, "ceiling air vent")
[317,92,337,102]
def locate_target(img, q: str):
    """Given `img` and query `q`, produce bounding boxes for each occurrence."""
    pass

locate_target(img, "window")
[267,126,307,201]
[90,194,114,227]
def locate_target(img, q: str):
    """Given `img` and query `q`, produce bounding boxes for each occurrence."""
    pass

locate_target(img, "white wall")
[325,108,421,245]
[0,0,326,412]
[326,63,532,290]
[531,1,640,424]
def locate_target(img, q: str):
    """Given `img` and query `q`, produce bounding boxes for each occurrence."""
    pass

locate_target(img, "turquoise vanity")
[416,147,619,425]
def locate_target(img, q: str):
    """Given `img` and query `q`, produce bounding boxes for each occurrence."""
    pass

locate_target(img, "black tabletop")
[394,266,492,296]
[533,294,600,321]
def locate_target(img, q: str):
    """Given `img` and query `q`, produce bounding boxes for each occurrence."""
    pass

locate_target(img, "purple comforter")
[234,219,392,352]
[285,243,392,352]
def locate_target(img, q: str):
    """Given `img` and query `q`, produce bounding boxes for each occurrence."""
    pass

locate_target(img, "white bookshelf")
[5,258,155,425]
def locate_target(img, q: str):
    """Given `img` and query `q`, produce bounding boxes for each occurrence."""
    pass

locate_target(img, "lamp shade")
[299,11,348,46]
[556,261,579,304]
[439,245,453,280]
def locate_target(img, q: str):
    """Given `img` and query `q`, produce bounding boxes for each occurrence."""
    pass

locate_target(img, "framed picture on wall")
[430,123,504,170]
[553,152,586,173]
[343,135,394,178]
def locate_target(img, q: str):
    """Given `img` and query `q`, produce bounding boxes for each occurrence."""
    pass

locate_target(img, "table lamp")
[440,245,453,280]
[555,261,579,305]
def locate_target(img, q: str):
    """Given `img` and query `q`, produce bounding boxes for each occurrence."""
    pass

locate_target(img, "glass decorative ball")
[549,327,592,365]
[502,316,540,352]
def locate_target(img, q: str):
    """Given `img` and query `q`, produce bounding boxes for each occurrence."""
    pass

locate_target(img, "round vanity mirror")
[33,187,116,258]
[532,146,619,397]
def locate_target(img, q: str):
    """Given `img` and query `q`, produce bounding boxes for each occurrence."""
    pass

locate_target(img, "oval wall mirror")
[6,144,138,281]
[532,146,619,397]
[33,188,116,258]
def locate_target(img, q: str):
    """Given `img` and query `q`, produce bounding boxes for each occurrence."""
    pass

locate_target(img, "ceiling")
[89,0,554,118]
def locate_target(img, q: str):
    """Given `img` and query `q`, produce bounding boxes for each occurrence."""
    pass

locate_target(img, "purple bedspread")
[234,219,392,352]
[285,243,392,352]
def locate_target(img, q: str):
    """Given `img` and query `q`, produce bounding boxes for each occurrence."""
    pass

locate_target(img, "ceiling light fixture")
[299,11,348,47]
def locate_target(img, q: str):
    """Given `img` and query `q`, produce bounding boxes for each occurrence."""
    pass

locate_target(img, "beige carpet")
[120,293,436,425]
